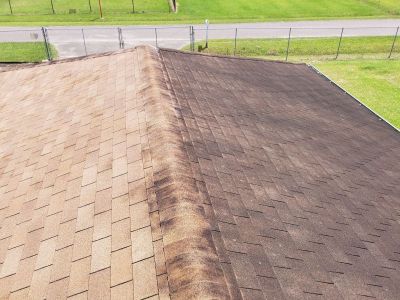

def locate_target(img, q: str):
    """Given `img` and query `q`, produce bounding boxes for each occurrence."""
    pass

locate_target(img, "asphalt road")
[1,19,400,58]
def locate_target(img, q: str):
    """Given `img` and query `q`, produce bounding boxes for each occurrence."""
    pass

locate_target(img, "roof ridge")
[137,46,230,299]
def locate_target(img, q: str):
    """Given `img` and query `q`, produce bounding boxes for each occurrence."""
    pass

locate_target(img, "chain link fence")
[0,0,172,16]
[192,26,400,61]
[0,26,399,63]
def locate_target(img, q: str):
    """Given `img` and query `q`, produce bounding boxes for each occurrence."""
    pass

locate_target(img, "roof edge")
[0,47,152,73]
[160,47,305,65]
[136,46,230,299]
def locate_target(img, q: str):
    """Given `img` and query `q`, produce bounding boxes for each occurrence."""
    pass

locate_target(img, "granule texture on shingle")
[160,49,400,299]
[0,47,165,299]
[0,46,228,300]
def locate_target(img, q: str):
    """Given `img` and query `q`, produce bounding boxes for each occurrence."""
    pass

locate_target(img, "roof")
[0,46,399,300]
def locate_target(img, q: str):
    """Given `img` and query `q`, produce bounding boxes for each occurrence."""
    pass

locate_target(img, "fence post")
[336,27,344,60]
[234,28,238,56]
[388,26,399,59]
[131,0,135,13]
[120,28,125,49]
[205,19,209,48]
[118,28,125,49]
[81,28,88,56]
[88,0,92,12]
[192,26,195,51]
[285,27,292,61]
[41,27,52,61]
[189,26,192,51]
[189,26,194,51]
[50,0,55,14]
[154,28,158,48]
[8,0,13,14]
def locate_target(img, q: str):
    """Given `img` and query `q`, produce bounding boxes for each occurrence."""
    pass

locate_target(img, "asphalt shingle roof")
[0,46,399,299]
[160,49,400,299]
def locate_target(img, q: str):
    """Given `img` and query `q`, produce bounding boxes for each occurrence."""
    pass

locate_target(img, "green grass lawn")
[187,36,400,61]
[0,0,170,14]
[0,42,57,62]
[316,60,400,129]
[0,0,399,25]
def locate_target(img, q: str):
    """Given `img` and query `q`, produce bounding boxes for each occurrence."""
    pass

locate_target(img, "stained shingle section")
[160,49,400,299]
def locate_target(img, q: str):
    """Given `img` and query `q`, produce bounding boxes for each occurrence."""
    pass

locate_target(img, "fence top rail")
[194,26,400,31]
[1,26,398,34]
[45,25,190,31]
[0,28,42,33]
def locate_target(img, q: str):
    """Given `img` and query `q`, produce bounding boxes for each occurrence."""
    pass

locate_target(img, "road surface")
[1,19,399,58]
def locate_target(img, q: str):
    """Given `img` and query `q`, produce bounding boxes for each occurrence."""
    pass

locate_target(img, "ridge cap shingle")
[139,46,230,298]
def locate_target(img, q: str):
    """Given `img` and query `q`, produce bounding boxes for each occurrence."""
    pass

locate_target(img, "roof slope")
[0,46,399,300]
[0,47,227,300]
[160,50,400,299]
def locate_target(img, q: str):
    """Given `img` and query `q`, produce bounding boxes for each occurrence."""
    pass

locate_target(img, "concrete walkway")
[1,19,399,58]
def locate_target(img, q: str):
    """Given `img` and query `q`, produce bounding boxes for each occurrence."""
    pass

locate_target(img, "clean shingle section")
[160,49,400,300]
[0,48,168,300]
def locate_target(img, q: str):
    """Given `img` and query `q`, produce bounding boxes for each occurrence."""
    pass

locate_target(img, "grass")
[0,0,169,14]
[0,42,57,62]
[0,0,399,25]
[186,36,400,61]
[316,60,400,128]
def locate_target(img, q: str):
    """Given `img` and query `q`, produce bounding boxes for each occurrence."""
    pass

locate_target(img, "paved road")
[1,19,399,58]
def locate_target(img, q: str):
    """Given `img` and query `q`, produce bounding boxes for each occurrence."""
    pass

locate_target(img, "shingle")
[111,247,132,287]
[35,236,57,270]
[46,277,69,300]
[72,227,93,261]
[67,257,91,296]
[111,280,133,300]
[128,160,145,183]
[50,245,73,282]
[0,245,24,278]
[11,255,36,292]
[10,287,30,300]
[42,213,61,240]
[133,257,158,300]
[28,265,51,299]
[80,183,97,207]
[88,268,111,300]
[22,228,44,259]
[97,169,112,192]
[76,204,95,232]
[112,194,130,222]
[130,201,150,231]
[93,210,112,241]
[95,188,112,215]
[112,174,128,199]
[91,237,111,273]
[131,226,154,263]
[113,156,128,178]
[112,218,131,251]
[82,165,98,186]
